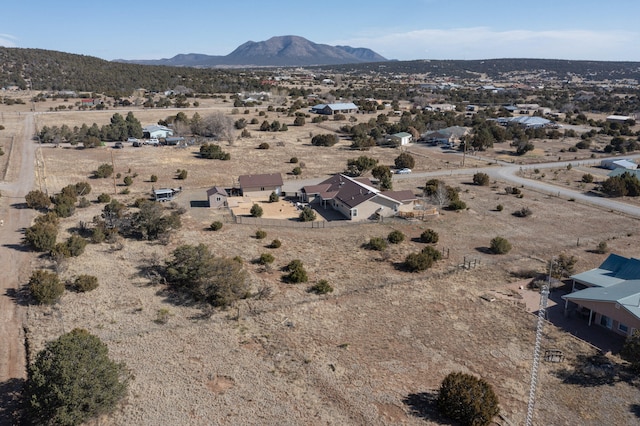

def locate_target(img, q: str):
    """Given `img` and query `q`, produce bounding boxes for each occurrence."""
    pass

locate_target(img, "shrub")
[621,329,640,371]
[150,174,158,182]
[74,275,99,292]
[210,221,223,231]
[420,229,439,244]
[309,280,333,294]
[258,142,270,149]
[297,207,314,222]
[490,236,512,254]
[473,172,490,186]
[421,246,442,261]
[255,229,267,239]
[123,176,133,186]
[25,190,51,210]
[269,191,279,203]
[290,156,299,163]
[269,239,282,248]
[513,207,532,217]
[78,197,91,208]
[97,193,111,203]
[437,372,499,426]
[292,166,302,176]
[387,230,405,244]
[64,234,87,257]
[496,204,504,212]
[258,253,275,265]
[176,169,188,180]
[582,173,594,183]
[250,203,263,217]
[448,199,467,210]
[311,134,339,147]
[29,269,64,304]
[93,163,114,178]
[283,262,308,283]
[25,329,129,426]
[75,181,91,196]
[199,143,230,160]
[595,241,608,254]
[404,252,434,272]
[365,237,388,251]
[394,152,415,169]
[24,222,58,252]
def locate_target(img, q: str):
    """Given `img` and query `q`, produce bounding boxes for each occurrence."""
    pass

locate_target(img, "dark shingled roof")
[238,173,283,189]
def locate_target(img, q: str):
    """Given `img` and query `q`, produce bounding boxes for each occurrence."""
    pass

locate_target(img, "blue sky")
[1,0,639,61]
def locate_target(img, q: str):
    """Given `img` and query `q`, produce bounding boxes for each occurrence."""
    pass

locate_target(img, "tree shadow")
[475,246,493,254]
[629,404,640,419]
[403,391,449,424]
[2,243,32,253]
[0,377,26,425]
[10,202,28,210]
[5,286,31,307]
[551,353,633,387]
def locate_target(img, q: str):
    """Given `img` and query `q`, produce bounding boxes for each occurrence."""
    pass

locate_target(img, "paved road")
[0,112,37,402]
[394,152,640,219]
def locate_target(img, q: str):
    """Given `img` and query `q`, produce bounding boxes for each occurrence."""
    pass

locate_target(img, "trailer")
[153,187,182,202]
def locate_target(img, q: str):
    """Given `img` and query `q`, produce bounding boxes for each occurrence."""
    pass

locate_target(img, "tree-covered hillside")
[0,47,269,96]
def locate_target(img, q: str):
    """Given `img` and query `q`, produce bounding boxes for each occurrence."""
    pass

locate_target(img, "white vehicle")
[127,137,139,143]
[396,168,412,174]
[147,138,160,145]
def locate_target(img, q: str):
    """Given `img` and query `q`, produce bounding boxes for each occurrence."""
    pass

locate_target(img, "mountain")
[118,35,387,67]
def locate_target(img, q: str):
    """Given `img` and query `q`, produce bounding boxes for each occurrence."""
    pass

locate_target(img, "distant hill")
[117,35,388,67]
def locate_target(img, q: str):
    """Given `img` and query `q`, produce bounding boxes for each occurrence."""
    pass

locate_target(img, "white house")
[143,125,173,139]
[389,132,412,146]
[601,159,638,171]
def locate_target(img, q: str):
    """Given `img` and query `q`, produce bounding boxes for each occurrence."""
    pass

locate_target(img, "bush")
[290,157,299,163]
[311,134,339,147]
[299,206,316,222]
[74,275,99,292]
[582,173,594,183]
[25,329,128,425]
[199,143,230,160]
[258,253,275,265]
[269,239,282,248]
[269,191,279,203]
[250,203,263,217]
[448,199,467,210]
[420,229,439,244]
[123,176,133,186]
[473,172,490,186]
[513,207,532,217]
[255,229,267,239]
[258,142,270,149]
[490,236,512,254]
[309,280,333,294]
[25,190,51,210]
[283,259,308,283]
[387,230,405,244]
[97,193,111,203]
[404,252,434,272]
[496,204,504,212]
[29,269,64,305]
[93,163,114,178]
[595,241,608,254]
[292,166,302,175]
[165,244,249,307]
[63,234,88,257]
[421,246,442,261]
[437,372,499,426]
[210,221,223,231]
[365,237,388,251]
[176,169,188,180]
[24,222,58,252]
[150,174,158,182]
[394,152,415,169]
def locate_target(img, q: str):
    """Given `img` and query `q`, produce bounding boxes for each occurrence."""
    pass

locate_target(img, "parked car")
[114,142,124,149]
[127,137,139,143]
[396,168,412,174]
[147,138,160,146]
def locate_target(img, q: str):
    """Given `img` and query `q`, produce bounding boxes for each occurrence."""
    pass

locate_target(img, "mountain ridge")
[116,35,387,67]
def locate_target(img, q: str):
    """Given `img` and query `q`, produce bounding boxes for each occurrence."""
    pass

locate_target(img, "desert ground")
[1,93,640,425]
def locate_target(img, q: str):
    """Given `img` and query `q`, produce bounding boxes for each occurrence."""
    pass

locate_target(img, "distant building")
[496,116,552,129]
[602,159,638,171]
[388,132,413,146]
[607,115,634,124]
[310,102,358,115]
[143,125,173,139]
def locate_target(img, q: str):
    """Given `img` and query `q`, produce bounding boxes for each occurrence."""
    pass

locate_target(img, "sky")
[1,0,639,62]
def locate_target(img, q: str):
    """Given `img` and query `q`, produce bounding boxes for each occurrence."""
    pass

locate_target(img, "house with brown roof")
[206,186,228,209]
[301,174,416,221]
[238,173,283,198]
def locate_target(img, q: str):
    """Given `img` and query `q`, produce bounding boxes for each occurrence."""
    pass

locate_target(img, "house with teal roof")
[563,254,640,336]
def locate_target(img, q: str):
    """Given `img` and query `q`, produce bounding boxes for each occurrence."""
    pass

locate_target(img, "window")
[600,315,612,329]
[619,323,629,333]
[351,209,358,217]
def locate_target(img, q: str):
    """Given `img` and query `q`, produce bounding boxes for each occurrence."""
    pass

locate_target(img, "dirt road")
[0,112,37,405]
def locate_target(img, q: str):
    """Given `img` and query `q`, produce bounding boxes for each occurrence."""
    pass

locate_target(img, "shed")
[207,186,228,208]
[389,132,412,146]
[602,159,638,171]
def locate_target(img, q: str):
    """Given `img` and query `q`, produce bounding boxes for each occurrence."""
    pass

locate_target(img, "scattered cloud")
[0,33,17,47]
[335,27,640,61]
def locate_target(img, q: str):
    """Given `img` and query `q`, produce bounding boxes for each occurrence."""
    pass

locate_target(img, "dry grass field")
[3,96,640,425]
